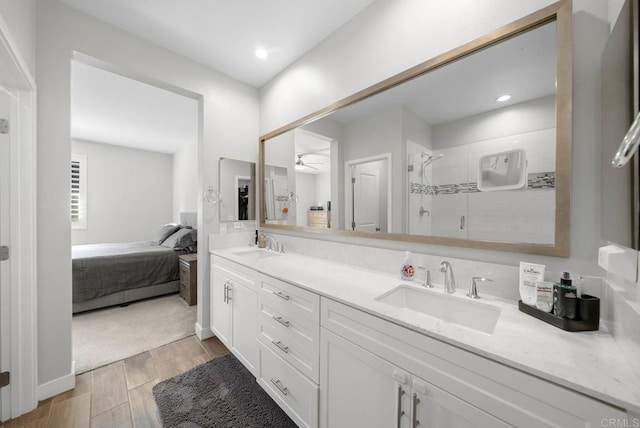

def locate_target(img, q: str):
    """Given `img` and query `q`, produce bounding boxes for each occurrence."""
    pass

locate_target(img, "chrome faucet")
[415,266,433,288]
[439,261,455,293]
[467,277,493,299]
[265,235,279,252]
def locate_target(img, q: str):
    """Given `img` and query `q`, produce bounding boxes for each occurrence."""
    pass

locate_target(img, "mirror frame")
[259,0,572,257]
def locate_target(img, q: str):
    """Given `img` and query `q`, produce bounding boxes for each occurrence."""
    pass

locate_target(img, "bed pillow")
[161,228,196,250]
[153,224,181,244]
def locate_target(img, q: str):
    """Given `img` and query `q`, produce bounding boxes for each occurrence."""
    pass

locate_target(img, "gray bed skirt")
[72,280,180,313]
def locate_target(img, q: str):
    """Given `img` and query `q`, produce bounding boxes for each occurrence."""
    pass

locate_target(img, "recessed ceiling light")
[496,94,511,102]
[255,48,268,59]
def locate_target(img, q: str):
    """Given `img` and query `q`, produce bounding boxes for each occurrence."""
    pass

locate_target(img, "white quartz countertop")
[212,246,640,413]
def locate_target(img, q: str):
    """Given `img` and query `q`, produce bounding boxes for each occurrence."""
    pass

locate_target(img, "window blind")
[71,154,87,229]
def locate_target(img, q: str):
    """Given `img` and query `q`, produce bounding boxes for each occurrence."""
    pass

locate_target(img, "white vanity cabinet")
[321,328,508,428]
[208,251,632,428]
[321,298,627,428]
[210,255,258,375]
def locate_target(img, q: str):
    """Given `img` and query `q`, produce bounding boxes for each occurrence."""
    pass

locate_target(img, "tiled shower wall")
[407,128,557,244]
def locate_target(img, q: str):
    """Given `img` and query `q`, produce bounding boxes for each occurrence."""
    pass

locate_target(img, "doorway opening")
[69,55,201,374]
[345,153,392,233]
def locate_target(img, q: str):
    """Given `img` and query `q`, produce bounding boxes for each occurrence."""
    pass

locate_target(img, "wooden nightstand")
[178,253,198,306]
[308,210,330,228]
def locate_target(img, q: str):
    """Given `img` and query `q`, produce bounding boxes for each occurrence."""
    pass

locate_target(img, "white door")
[411,377,510,428]
[353,164,380,232]
[0,89,10,420]
[320,329,410,428]
[230,281,258,375]
[210,266,232,347]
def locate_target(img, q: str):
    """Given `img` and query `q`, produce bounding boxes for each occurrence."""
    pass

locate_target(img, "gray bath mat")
[152,353,298,428]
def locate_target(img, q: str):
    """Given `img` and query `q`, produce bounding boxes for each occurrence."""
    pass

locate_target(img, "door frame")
[344,153,392,233]
[234,175,251,220]
[0,13,38,421]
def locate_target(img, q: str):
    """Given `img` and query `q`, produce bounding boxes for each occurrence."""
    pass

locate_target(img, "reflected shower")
[420,152,444,181]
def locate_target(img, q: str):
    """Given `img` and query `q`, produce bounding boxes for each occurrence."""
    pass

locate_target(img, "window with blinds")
[71,154,87,229]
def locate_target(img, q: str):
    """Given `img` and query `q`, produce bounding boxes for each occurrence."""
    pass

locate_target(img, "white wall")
[260,0,611,276]
[343,106,402,232]
[71,140,173,245]
[36,0,258,391]
[173,141,197,222]
[0,0,36,78]
[433,96,556,149]
[295,172,315,227]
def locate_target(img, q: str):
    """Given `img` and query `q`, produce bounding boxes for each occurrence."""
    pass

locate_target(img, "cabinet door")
[210,266,231,347]
[320,329,410,428]
[230,280,258,375]
[411,378,510,428]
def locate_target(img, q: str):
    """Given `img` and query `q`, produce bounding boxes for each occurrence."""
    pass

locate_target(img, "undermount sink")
[375,284,501,334]
[231,249,282,260]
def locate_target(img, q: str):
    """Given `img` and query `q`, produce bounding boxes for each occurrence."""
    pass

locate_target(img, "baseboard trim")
[195,322,213,340]
[37,361,75,401]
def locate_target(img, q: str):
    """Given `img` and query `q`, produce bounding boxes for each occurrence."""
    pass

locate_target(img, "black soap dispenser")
[553,272,577,319]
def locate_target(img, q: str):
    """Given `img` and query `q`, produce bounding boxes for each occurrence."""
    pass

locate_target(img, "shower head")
[421,152,444,167]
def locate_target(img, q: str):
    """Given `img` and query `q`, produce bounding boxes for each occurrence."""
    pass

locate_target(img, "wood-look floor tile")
[174,336,207,360]
[46,392,91,428]
[3,417,48,428]
[128,380,161,428]
[154,353,207,382]
[124,352,157,391]
[91,403,132,428]
[200,336,229,359]
[149,335,204,364]
[3,399,52,428]
[91,361,128,417]
[51,372,92,404]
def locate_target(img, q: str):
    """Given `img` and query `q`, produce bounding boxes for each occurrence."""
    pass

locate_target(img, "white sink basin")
[375,284,501,334]
[230,249,282,260]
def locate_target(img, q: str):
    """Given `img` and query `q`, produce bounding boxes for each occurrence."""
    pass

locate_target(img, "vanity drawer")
[211,255,257,291]
[259,274,319,324]
[259,318,319,383]
[259,342,319,428]
[260,299,319,353]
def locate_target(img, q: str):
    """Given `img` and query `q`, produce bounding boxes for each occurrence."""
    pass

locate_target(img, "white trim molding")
[0,9,38,421]
[37,362,75,401]
[195,322,214,340]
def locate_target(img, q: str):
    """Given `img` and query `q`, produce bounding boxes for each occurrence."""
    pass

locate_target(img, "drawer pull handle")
[272,340,289,354]
[412,393,420,427]
[274,291,290,300]
[223,281,233,304]
[397,385,405,428]
[273,316,290,327]
[270,378,288,396]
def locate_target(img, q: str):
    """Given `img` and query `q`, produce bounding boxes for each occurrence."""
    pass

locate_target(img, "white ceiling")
[331,20,557,125]
[71,60,199,153]
[60,0,376,87]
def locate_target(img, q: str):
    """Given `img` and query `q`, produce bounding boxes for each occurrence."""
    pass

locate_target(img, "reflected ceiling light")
[496,94,511,102]
[255,48,268,59]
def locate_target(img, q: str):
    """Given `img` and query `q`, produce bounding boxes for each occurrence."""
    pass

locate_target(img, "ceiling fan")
[295,153,322,170]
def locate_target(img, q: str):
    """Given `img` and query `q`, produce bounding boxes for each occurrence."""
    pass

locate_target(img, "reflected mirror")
[478,149,528,192]
[260,3,571,256]
[219,158,256,222]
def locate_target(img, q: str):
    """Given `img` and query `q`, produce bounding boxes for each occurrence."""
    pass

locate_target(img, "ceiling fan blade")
[305,164,319,170]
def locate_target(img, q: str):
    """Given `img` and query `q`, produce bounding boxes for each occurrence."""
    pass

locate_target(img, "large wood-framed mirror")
[259,1,572,257]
